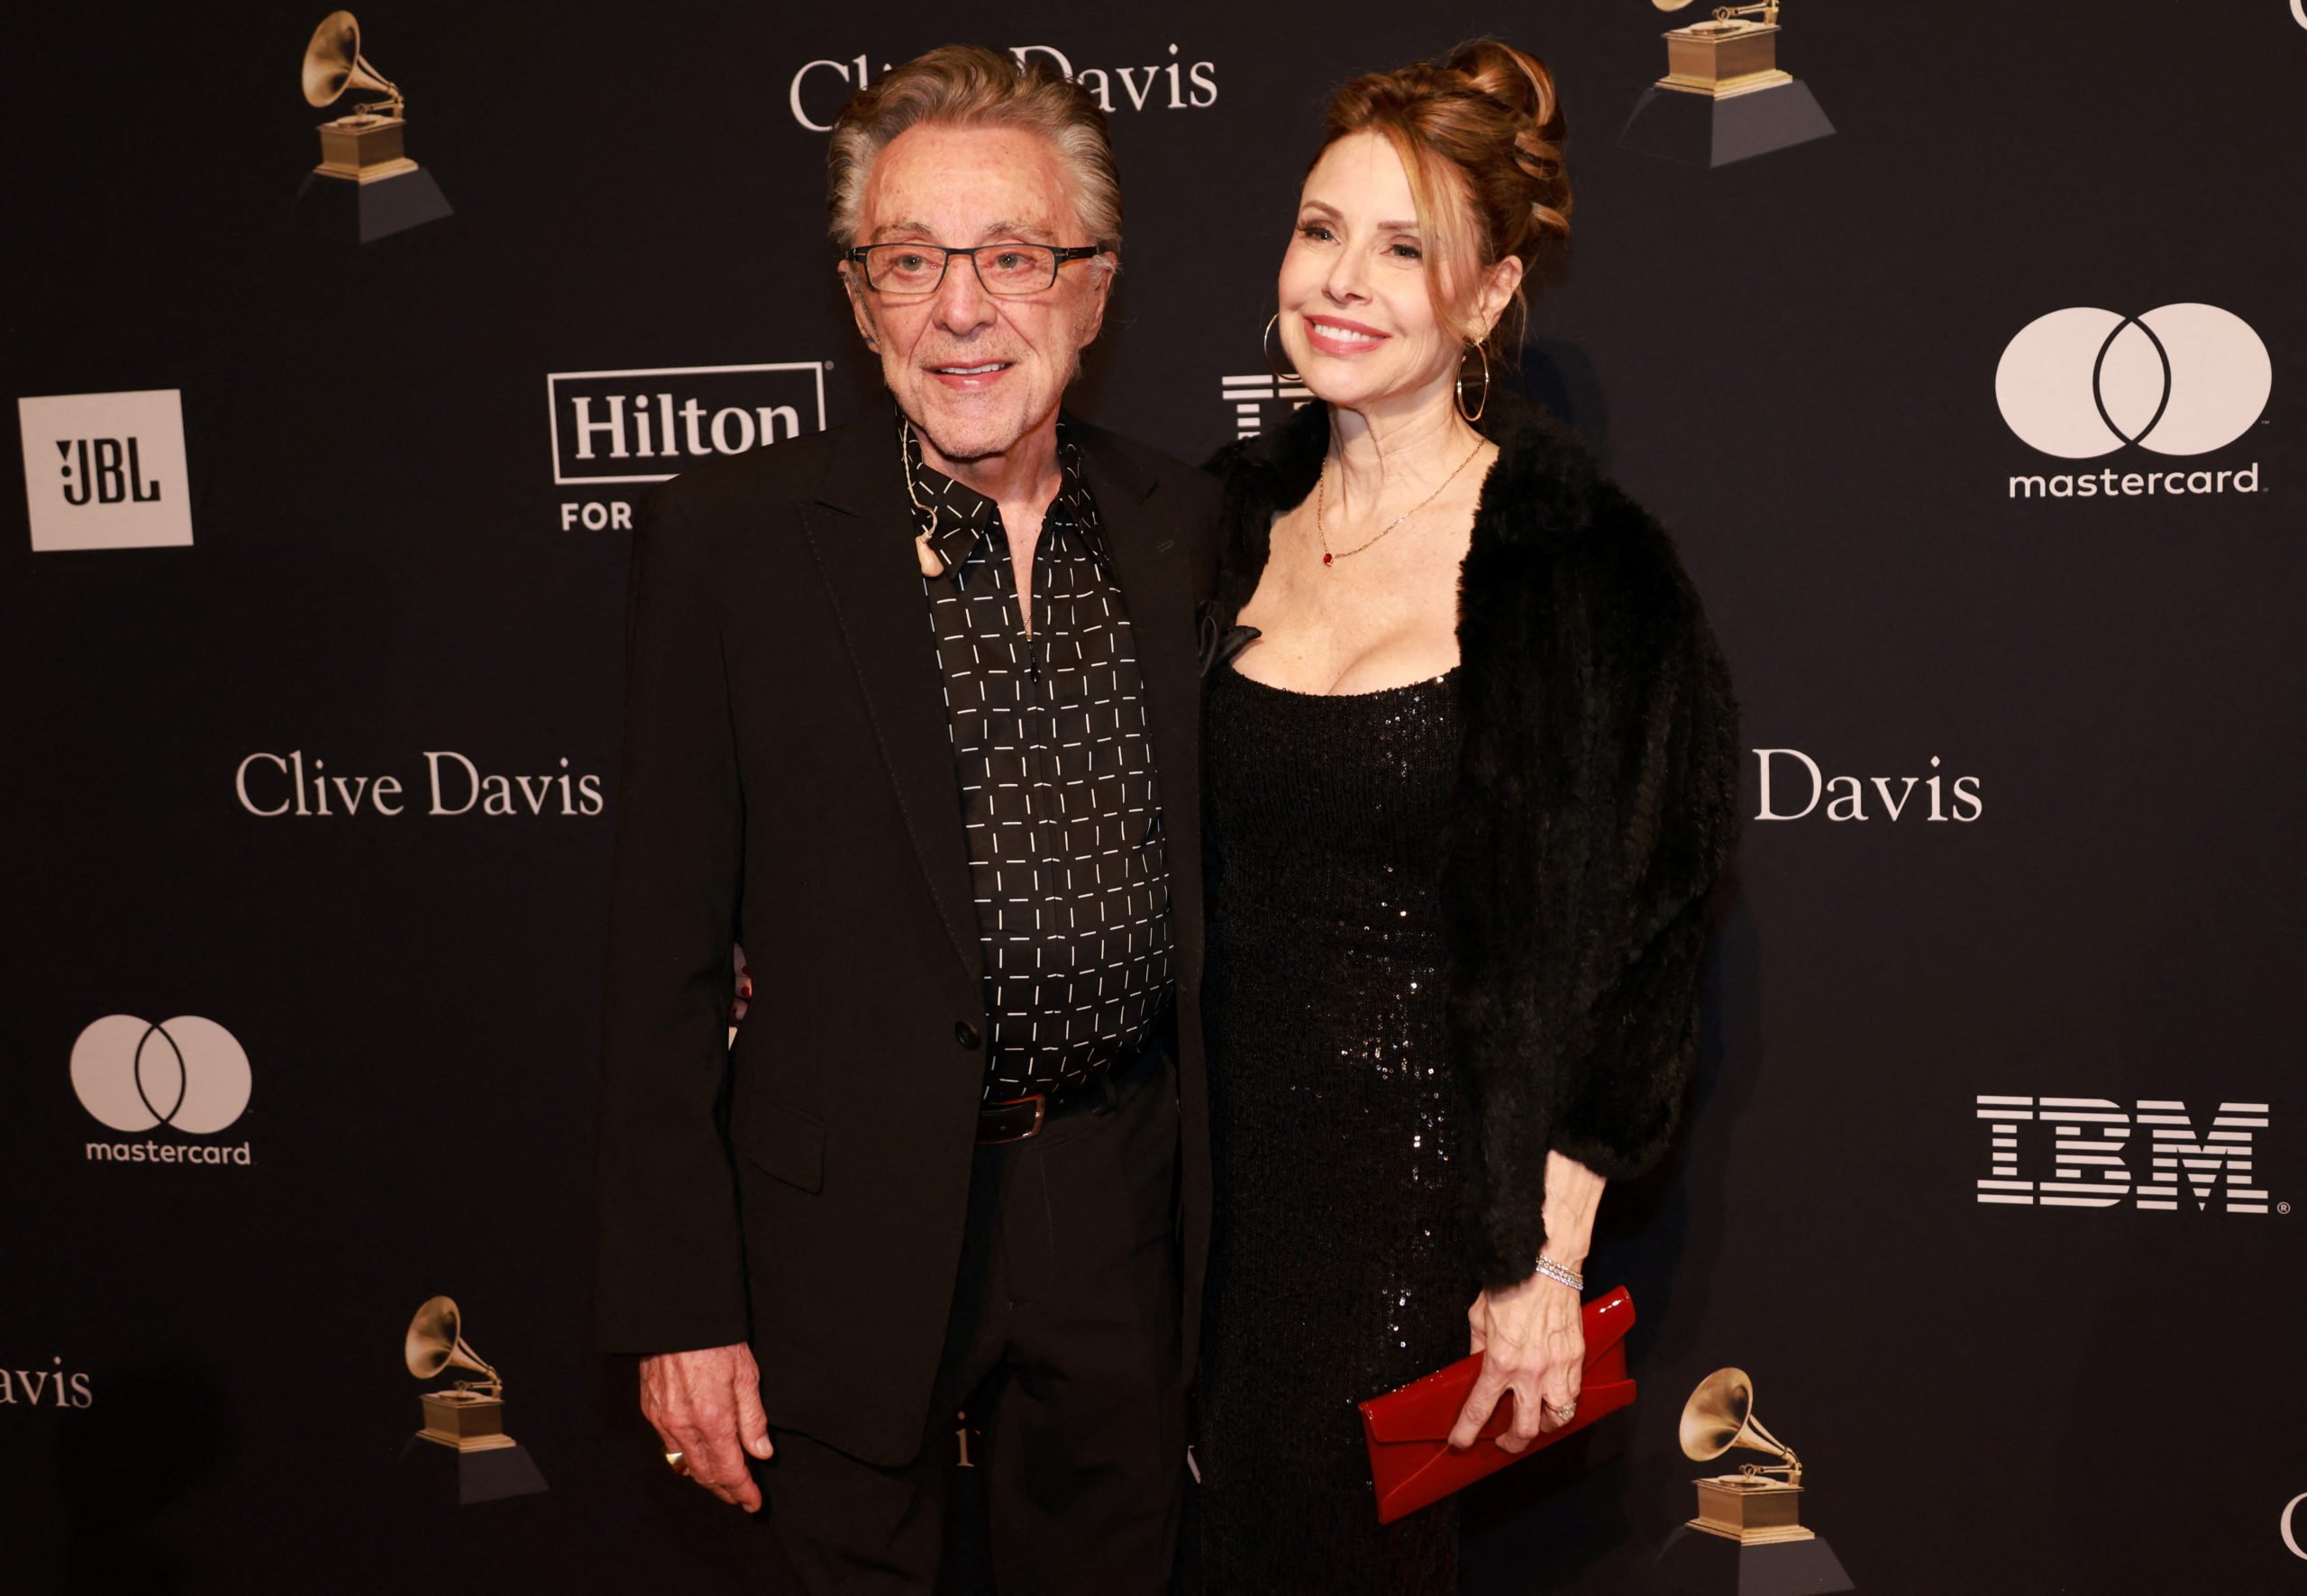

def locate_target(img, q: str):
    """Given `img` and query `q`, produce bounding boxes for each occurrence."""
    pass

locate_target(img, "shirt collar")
[898,411,1106,585]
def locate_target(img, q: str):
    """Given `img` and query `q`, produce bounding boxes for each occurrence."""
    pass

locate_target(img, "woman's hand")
[1449,1272,1586,1453]
[1447,1149,1607,1453]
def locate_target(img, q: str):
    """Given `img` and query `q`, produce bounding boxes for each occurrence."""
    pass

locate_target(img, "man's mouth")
[931,360,1013,376]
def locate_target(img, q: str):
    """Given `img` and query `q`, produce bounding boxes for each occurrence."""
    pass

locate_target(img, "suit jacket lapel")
[798,428,985,987]
[1081,442,1207,992]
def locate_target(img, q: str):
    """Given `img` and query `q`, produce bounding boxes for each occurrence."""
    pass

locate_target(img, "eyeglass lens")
[864,245,1059,296]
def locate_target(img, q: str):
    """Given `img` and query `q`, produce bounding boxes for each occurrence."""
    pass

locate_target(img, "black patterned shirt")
[901,415,1174,1103]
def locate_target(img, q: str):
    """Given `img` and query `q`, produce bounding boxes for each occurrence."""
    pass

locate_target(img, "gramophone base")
[1690,1476,1811,1543]
[1652,1526,1854,1595]
[315,157,418,185]
[1619,80,1834,169]
[1687,1520,1815,1546]
[415,1390,516,1452]
[314,116,414,183]
[415,1429,516,1453]
[293,167,452,244]
[395,1435,551,1506]
[1656,69,1795,99]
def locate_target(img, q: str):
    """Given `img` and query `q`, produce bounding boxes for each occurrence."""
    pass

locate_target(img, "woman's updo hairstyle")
[1316,38,1570,360]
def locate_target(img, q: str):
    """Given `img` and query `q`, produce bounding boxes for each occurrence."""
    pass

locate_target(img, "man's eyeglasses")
[843,242,1105,297]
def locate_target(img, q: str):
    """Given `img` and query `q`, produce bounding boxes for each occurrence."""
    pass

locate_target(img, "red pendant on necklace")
[1322,552,1334,566]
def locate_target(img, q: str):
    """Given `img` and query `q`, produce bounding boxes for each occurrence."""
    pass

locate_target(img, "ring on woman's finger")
[1542,1399,1577,1424]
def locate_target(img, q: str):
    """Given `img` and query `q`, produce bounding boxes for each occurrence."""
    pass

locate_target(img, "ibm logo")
[1218,373,1312,441]
[1975,1096,2273,1214]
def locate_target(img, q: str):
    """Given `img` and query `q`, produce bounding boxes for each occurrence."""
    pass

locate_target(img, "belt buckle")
[980,1092,1047,1145]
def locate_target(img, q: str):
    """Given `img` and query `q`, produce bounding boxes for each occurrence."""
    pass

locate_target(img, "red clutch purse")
[1358,1284,1637,1524]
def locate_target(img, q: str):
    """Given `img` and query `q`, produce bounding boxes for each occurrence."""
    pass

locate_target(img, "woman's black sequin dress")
[1198,663,1471,1594]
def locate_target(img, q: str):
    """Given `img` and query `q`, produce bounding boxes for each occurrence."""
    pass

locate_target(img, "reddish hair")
[1317,39,1571,356]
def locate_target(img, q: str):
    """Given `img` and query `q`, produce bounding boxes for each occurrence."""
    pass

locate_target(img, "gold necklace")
[1314,436,1487,567]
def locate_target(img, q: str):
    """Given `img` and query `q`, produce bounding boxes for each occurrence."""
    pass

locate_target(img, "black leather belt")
[976,1040,1161,1145]
[977,1093,1053,1144]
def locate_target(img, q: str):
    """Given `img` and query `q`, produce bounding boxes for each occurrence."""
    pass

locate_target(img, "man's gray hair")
[826,45,1122,258]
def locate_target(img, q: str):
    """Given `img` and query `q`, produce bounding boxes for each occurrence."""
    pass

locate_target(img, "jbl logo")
[1975,1096,2272,1213]
[58,437,163,506]
[18,389,194,551]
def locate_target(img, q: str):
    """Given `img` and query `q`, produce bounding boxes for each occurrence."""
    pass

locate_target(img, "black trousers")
[764,1053,1186,1594]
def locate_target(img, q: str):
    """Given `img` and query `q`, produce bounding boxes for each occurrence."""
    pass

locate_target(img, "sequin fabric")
[1198,663,1469,1594]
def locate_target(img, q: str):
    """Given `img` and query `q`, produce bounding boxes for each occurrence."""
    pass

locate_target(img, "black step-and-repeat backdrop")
[5,3,2302,1591]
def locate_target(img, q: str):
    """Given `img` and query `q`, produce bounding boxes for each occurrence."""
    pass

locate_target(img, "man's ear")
[1077,255,1117,348]
[841,264,882,352]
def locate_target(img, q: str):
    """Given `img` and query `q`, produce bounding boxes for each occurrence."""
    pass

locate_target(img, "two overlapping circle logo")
[69,1015,251,1134]
[1995,304,2272,459]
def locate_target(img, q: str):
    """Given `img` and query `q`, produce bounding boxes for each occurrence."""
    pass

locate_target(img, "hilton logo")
[17,390,194,552]
[1975,1097,2275,1214]
[547,363,828,525]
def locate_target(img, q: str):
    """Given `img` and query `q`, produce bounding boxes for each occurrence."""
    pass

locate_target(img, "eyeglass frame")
[841,241,1108,297]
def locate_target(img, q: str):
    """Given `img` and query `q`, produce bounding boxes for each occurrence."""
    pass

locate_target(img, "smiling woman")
[1194,37,1740,1595]
[1281,41,1569,389]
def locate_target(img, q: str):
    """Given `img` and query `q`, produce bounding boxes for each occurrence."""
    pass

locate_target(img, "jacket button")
[954,1021,981,1049]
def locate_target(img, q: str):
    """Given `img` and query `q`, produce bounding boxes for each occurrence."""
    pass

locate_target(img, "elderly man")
[593,44,1217,1594]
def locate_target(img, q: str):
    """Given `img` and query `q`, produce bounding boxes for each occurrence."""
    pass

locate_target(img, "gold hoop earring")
[1456,340,1491,424]
[1263,313,1302,385]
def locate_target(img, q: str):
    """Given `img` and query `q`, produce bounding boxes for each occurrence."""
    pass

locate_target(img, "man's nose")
[931,252,998,333]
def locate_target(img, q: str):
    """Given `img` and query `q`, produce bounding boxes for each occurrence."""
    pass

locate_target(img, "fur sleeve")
[1545,480,1741,1183]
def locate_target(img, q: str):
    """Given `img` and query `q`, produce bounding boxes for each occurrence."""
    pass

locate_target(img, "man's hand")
[640,1343,774,1512]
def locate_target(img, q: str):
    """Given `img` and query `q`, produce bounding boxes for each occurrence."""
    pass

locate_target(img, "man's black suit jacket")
[594,408,1221,1468]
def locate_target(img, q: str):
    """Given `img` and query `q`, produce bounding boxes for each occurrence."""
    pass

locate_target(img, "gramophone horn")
[1678,1366,1795,1466]
[302,11,401,110]
[404,1294,499,1385]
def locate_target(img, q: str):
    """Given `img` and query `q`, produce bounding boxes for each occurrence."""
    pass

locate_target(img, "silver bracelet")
[1532,1253,1584,1292]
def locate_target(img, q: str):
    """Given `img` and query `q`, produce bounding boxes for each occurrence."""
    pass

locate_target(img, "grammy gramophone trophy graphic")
[1621,1,1836,169]
[295,11,452,242]
[1652,1368,1855,1594]
[400,1296,547,1504]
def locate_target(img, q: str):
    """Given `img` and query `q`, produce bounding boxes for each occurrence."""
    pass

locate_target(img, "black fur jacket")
[1204,388,1742,1290]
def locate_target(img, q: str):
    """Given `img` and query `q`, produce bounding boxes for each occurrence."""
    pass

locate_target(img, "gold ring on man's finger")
[664,1449,688,1473]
